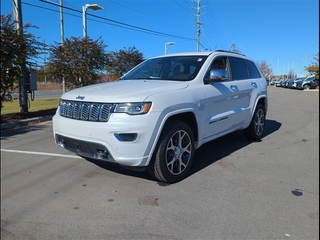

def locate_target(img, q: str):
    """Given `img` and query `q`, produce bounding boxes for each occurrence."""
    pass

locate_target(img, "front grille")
[59,100,115,122]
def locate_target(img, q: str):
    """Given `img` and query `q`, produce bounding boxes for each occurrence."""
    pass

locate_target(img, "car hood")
[60,80,189,102]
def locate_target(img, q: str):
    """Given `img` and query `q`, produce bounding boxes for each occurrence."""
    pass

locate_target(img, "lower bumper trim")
[55,134,114,162]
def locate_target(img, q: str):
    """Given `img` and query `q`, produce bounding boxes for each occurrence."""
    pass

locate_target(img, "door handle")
[251,82,258,88]
[230,85,237,90]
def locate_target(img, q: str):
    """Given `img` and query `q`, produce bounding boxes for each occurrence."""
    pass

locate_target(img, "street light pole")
[304,54,310,73]
[82,4,103,38]
[293,60,299,78]
[60,0,66,93]
[165,42,175,54]
[292,60,294,78]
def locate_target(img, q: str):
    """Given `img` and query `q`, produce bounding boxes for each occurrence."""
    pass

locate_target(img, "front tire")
[242,104,265,140]
[303,84,310,90]
[148,121,195,183]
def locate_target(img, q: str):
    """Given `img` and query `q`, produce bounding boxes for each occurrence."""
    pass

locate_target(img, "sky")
[1,0,319,77]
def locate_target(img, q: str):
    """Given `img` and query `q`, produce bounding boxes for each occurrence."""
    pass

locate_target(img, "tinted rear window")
[245,60,261,78]
[229,57,249,80]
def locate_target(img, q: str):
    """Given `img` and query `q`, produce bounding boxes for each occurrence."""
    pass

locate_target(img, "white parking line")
[1,149,81,159]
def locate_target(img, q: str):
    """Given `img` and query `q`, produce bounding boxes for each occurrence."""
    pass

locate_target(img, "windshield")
[120,55,208,81]
[304,76,315,81]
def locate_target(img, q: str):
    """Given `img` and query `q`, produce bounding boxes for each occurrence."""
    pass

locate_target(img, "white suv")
[53,51,268,183]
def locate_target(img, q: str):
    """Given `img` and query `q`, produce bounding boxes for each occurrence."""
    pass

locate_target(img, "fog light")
[114,133,138,142]
[96,149,108,159]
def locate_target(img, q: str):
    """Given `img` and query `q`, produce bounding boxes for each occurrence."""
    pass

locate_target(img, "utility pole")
[60,0,66,93]
[13,0,28,112]
[196,0,201,52]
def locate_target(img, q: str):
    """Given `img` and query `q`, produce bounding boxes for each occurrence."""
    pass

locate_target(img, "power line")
[201,0,227,50]
[108,0,191,30]
[172,0,192,15]
[35,0,195,41]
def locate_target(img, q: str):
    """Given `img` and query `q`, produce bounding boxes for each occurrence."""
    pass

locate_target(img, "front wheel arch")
[148,120,195,183]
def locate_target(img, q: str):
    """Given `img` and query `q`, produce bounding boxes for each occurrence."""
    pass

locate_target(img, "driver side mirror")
[204,69,229,84]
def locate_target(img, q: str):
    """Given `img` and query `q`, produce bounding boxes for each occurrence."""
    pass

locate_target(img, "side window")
[205,57,228,80]
[229,57,249,80]
[245,60,261,78]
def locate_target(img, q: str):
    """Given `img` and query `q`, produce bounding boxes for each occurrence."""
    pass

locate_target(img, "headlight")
[114,102,152,115]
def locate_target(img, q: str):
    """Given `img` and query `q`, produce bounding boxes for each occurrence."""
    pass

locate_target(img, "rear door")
[203,56,256,139]
[228,57,262,126]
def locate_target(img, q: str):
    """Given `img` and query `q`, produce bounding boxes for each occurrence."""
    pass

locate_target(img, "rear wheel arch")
[243,102,266,140]
[252,97,267,117]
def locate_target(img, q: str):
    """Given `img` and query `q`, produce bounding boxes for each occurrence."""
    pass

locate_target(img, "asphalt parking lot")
[1,86,319,240]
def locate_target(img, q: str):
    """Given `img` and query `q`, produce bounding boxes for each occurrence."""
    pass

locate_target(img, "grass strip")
[1,98,60,115]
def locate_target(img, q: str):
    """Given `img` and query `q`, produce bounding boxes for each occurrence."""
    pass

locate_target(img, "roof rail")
[215,50,246,56]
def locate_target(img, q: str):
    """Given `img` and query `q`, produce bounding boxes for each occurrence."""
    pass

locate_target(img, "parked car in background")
[269,79,278,85]
[291,77,306,89]
[281,79,290,88]
[297,76,318,90]
[286,78,295,88]
[275,79,284,87]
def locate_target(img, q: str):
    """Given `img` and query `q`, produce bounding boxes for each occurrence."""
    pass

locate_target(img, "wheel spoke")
[167,138,176,151]
[254,109,265,135]
[166,129,192,175]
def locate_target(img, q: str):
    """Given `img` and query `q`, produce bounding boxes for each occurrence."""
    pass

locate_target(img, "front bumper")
[52,110,160,167]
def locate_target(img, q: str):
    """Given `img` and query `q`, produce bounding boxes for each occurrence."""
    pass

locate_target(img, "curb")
[1,115,54,131]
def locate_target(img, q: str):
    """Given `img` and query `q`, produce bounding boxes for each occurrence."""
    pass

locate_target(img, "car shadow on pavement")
[0,124,49,140]
[85,158,155,181]
[189,119,282,178]
[82,119,282,184]
[263,119,282,137]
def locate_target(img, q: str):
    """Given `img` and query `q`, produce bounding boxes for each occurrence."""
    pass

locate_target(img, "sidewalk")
[1,115,54,131]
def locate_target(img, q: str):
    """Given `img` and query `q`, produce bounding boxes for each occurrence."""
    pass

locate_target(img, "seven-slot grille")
[59,100,115,122]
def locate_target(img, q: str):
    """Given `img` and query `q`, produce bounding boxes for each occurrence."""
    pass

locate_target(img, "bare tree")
[229,43,242,54]
[256,60,273,80]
